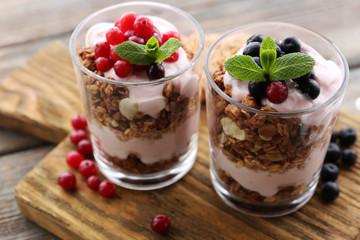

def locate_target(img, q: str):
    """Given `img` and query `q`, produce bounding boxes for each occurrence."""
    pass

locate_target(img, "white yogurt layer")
[88,109,199,165]
[86,18,198,118]
[212,141,327,197]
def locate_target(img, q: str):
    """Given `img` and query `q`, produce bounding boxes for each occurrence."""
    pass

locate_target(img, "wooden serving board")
[3,41,360,239]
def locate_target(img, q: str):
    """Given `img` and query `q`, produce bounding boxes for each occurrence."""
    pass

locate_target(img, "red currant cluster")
[94,12,181,78]
[58,114,116,198]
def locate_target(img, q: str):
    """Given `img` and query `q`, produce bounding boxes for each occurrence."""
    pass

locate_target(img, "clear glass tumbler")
[204,22,349,217]
[69,2,204,190]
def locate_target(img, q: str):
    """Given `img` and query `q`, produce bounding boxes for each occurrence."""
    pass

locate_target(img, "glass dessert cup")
[204,22,349,217]
[69,2,204,190]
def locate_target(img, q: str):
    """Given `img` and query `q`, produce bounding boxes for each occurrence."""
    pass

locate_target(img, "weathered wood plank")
[14,107,360,240]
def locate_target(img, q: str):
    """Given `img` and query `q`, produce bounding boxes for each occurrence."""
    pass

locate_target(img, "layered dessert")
[209,34,342,203]
[77,12,200,174]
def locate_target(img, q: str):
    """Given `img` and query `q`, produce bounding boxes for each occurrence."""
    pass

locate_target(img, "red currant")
[151,215,171,234]
[94,41,110,57]
[164,50,179,63]
[128,35,145,45]
[106,27,125,45]
[109,46,122,62]
[152,26,160,35]
[87,175,101,190]
[266,81,288,104]
[78,160,97,178]
[71,114,87,130]
[117,12,138,32]
[133,16,153,37]
[132,64,148,72]
[162,31,180,42]
[58,172,77,190]
[77,139,93,157]
[124,30,135,40]
[95,57,113,72]
[98,180,116,198]
[114,60,132,78]
[152,33,163,46]
[70,129,87,145]
[66,151,84,168]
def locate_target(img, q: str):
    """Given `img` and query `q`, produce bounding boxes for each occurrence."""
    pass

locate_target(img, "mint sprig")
[114,37,182,65]
[224,36,315,82]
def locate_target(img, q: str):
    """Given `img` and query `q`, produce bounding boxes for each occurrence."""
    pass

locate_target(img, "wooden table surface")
[1,0,360,239]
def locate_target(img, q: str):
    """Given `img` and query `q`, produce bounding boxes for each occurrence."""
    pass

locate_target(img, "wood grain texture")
[0,41,83,143]
[14,108,360,240]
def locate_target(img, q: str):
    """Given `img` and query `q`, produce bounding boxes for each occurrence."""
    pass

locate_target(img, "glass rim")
[69,1,205,86]
[204,21,349,117]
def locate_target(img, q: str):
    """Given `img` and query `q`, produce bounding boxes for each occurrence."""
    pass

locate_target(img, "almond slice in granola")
[221,117,245,141]
[119,98,138,120]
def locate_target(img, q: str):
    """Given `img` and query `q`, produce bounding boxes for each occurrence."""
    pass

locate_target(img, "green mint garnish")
[224,36,315,82]
[114,37,182,65]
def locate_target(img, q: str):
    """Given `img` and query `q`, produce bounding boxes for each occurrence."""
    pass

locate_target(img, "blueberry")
[296,78,320,100]
[293,70,315,84]
[252,57,262,68]
[341,148,357,166]
[320,181,339,202]
[330,130,339,142]
[276,45,283,58]
[321,163,339,182]
[248,81,267,104]
[339,127,357,147]
[147,63,165,80]
[325,142,341,163]
[243,42,261,57]
[280,36,302,53]
[246,34,264,44]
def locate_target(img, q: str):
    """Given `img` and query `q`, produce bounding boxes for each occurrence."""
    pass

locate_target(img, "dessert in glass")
[204,22,349,217]
[69,2,204,190]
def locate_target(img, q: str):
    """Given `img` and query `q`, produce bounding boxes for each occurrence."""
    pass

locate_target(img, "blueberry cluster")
[320,127,357,202]
[244,34,320,104]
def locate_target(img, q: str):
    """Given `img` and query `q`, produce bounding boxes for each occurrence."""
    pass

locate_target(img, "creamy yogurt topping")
[224,43,342,115]
[213,141,327,197]
[86,17,198,118]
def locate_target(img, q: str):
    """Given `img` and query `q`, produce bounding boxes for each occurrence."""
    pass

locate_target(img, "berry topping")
[341,148,357,166]
[320,181,339,202]
[243,42,261,57]
[132,64,148,72]
[96,57,113,72]
[152,32,163,46]
[151,215,171,234]
[77,139,93,157]
[98,180,116,198]
[265,81,288,104]
[58,172,77,190]
[94,41,110,57]
[113,60,132,78]
[162,31,180,42]
[124,30,135,40]
[106,27,125,45]
[321,163,339,182]
[330,130,339,142]
[275,44,283,58]
[147,63,165,80]
[252,56,262,67]
[78,160,98,178]
[339,127,357,147]
[70,129,87,145]
[71,114,87,130]
[87,175,102,191]
[117,12,138,32]
[325,142,341,163]
[292,70,315,84]
[164,50,179,63]
[280,36,302,53]
[128,35,145,45]
[66,151,84,168]
[296,78,320,100]
[133,16,154,38]
[248,81,267,104]
[246,34,264,44]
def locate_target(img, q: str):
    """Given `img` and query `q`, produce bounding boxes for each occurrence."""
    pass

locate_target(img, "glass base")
[210,166,318,217]
[93,134,198,190]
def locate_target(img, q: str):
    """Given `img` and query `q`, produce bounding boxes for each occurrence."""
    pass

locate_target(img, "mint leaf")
[269,52,316,81]
[114,41,155,65]
[155,38,182,62]
[146,36,159,59]
[260,37,276,72]
[224,55,266,82]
